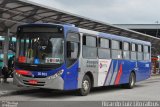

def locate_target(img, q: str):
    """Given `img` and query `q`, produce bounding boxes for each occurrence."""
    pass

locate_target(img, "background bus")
[14,23,151,96]
[0,36,16,68]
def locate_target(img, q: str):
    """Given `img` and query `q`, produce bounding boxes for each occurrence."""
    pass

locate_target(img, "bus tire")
[78,75,91,96]
[125,72,136,89]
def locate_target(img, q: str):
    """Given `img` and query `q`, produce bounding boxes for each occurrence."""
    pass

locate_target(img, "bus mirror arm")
[67,42,74,54]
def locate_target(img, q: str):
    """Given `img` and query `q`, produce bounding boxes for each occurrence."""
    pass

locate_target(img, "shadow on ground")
[0,84,146,100]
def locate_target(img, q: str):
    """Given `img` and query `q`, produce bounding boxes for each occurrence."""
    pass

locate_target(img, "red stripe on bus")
[115,64,122,85]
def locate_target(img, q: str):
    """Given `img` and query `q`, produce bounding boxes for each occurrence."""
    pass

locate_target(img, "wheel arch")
[130,70,136,81]
[85,71,94,88]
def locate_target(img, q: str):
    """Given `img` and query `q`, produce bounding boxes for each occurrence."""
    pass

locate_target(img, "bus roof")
[63,25,151,46]
[18,23,151,46]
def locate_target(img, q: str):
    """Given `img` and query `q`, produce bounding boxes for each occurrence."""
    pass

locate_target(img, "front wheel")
[78,75,91,96]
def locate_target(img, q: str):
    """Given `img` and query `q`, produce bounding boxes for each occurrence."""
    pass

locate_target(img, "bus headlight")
[48,69,64,80]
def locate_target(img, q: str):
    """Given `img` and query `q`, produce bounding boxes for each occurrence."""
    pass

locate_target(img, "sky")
[27,0,160,24]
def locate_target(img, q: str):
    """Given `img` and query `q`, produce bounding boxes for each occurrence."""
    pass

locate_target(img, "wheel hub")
[82,80,89,91]
[131,74,135,86]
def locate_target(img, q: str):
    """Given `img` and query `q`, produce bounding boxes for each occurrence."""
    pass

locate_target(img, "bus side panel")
[137,61,151,81]
[63,62,79,90]
[104,60,118,86]
[104,60,139,86]
[118,60,137,84]
[104,60,133,85]
[104,60,124,86]
[137,61,145,81]
[118,60,129,85]
[98,59,112,86]
[145,62,151,79]
[119,60,151,84]
[142,62,151,80]
[78,59,99,88]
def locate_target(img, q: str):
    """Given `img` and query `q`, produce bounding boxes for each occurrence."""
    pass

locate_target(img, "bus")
[13,23,151,96]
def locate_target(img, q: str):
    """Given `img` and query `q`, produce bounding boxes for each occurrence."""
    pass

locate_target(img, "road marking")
[0,91,9,96]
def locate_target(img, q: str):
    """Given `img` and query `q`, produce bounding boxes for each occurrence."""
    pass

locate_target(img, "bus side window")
[82,35,97,59]
[111,40,122,59]
[144,45,150,61]
[123,42,130,60]
[131,43,137,60]
[98,38,110,59]
[137,44,143,60]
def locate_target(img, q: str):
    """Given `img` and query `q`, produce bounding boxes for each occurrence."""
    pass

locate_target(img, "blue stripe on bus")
[63,61,79,90]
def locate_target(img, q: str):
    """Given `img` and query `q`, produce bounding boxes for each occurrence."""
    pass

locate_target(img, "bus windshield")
[17,33,64,65]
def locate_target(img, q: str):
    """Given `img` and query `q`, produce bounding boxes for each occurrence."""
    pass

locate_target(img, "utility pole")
[155,21,159,37]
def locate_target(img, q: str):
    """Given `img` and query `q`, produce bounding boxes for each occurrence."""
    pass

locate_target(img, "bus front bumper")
[13,73,64,90]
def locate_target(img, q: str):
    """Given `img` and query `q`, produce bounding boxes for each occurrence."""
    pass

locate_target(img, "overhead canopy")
[115,24,160,37]
[0,0,160,55]
[114,24,160,30]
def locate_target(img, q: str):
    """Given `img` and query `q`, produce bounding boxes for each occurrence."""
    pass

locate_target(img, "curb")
[151,74,160,76]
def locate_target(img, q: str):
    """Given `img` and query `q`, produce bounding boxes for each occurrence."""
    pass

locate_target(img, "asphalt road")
[0,76,160,101]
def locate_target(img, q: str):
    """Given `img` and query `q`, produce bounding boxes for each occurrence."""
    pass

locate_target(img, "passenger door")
[64,32,80,90]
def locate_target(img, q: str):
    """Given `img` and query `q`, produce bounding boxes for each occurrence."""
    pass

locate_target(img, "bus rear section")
[77,33,151,92]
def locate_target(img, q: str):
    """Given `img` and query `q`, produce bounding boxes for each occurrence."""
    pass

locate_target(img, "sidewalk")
[151,73,160,76]
[0,78,15,96]
[0,78,33,97]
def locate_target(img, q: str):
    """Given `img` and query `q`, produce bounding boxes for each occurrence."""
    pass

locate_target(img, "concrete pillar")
[3,28,10,67]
